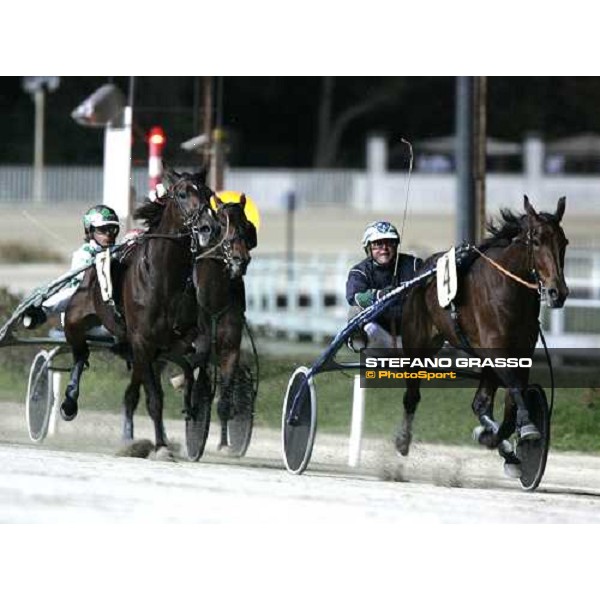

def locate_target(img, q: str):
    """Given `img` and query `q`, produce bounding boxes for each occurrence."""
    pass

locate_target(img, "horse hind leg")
[395,381,421,457]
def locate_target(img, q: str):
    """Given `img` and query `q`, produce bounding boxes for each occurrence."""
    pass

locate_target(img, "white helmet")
[361,221,400,250]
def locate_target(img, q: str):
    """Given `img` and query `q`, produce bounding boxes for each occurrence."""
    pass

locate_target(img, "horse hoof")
[519,423,541,441]
[151,446,175,462]
[395,433,411,457]
[60,399,78,421]
[503,461,522,479]
[473,426,496,448]
[115,439,154,459]
[472,426,485,443]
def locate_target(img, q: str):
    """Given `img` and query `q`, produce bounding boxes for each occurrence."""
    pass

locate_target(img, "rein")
[471,245,539,291]
[143,232,190,241]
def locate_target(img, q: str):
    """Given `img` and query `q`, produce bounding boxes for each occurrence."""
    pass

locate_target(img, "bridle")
[194,204,251,275]
[472,217,563,297]
[142,182,218,257]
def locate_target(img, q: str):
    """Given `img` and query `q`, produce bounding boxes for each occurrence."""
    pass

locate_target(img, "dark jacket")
[346,253,423,332]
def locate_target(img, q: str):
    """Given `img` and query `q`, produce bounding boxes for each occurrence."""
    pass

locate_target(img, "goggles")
[370,239,397,249]
[93,225,119,236]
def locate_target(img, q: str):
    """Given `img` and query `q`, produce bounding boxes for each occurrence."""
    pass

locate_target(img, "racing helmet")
[361,221,400,251]
[83,205,120,235]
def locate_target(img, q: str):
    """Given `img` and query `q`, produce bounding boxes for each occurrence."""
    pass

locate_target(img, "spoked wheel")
[26,348,59,443]
[516,384,550,491]
[282,366,317,475]
[227,365,258,458]
[185,386,213,462]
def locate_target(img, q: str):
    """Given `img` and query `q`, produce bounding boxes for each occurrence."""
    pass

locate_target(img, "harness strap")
[472,246,539,290]
[449,301,476,355]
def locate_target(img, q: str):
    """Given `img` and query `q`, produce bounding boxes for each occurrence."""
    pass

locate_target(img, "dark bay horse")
[192,194,257,452]
[398,196,569,476]
[63,168,218,456]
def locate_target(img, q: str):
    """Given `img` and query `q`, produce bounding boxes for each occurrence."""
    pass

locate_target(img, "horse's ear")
[524,195,537,217]
[196,166,208,185]
[239,194,247,210]
[555,196,566,222]
[162,164,177,188]
[213,194,223,208]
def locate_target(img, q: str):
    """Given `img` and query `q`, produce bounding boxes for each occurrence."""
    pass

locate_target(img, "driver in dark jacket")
[346,220,422,349]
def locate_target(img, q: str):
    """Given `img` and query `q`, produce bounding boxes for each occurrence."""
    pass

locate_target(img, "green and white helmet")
[361,221,400,250]
[83,205,120,234]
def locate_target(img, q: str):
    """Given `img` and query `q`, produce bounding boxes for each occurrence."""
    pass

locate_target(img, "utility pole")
[22,77,60,204]
[202,76,213,171]
[456,76,476,245]
[474,76,487,242]
[212,76,225,191]
[32,88,45,204]
[456,76,487,245]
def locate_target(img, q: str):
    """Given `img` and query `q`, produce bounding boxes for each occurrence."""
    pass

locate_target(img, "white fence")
[2,165,600,215]
[245,248,600,349]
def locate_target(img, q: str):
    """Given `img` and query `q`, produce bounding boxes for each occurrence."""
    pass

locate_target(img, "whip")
[393,137,414,285]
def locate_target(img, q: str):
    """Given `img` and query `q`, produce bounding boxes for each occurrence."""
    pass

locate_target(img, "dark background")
[3,76,600,169]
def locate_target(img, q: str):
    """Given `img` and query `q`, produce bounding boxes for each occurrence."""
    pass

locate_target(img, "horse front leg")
[395,379,421,456]
[122,369,142,441]
[216,348,239,451]
[61,344,89,421]
[140,360,169,454]
[472,372,522,478]
[494,367,539,441]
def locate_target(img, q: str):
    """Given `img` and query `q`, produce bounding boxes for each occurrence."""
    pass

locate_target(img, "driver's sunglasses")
[371,239,396,249]
[94,225,119,236]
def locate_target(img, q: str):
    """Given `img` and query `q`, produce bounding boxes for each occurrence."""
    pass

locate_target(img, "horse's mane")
[132,170,213,230]
[483,208,559,247]
[134,199,165,230]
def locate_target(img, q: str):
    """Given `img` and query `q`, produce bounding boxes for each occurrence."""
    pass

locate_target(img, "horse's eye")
[533,238,541,247]
[200,225,211,234]
[178,191,187,200]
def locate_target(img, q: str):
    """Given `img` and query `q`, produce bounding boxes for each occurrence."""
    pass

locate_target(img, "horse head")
[161,166,214,228]
[213,193,253,279]
[523,195,569,308]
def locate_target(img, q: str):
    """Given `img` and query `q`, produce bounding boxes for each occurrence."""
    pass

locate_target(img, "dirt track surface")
[1,401,600,523]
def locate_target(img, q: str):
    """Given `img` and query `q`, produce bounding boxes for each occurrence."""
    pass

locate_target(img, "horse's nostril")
[548,288,559,300]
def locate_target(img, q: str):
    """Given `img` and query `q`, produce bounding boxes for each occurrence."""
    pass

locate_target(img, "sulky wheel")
[281,366,317,475]
[516,384,550,491]
[26,348,60,443]
[185,382,213,462]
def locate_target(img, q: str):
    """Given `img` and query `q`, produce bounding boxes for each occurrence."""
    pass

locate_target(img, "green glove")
[354,290,376,308]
